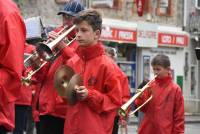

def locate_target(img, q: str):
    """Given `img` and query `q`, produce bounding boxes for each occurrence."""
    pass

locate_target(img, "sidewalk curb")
[128,114,200,125]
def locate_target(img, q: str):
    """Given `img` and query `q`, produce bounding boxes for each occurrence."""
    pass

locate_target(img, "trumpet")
[36,25,76,61]
[118,76,157,118]
[22,25,76,83]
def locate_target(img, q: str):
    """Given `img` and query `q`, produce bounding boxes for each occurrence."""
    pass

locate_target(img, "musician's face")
[75,21,100,46]
[62,14,74,26]
[152,65,170,78]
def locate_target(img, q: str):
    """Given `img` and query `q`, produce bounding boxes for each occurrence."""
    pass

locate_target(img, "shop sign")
[100,26,137,43]
[158,33,188,47]
[137,22,158,47]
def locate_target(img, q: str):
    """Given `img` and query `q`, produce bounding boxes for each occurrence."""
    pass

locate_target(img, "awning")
[158,25,189,47]
[101,18,189,47]
[101,18,137,43]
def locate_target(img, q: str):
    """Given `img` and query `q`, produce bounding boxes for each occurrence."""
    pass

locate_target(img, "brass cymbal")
[54,65,75,98]
[67,74,83,105]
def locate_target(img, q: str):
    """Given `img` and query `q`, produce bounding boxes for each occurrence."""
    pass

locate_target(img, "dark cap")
[57,1,84,16]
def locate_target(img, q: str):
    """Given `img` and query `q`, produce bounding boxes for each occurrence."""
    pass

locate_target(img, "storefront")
[101,18,189,94]
[101,18,137,94]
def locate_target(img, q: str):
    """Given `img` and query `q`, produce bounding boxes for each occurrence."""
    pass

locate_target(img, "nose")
[76,30,82,38]
[153,70,159,75]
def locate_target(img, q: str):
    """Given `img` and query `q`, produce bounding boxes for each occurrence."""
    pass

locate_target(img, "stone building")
[183,0,200,113]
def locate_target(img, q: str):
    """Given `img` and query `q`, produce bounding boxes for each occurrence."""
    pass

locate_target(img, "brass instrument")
[54,65,83,105]
[118,76,157,118]
[22,25,76,83]
[36,25,76,61]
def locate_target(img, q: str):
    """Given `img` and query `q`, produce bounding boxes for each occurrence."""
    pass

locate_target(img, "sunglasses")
[63,14,74,20]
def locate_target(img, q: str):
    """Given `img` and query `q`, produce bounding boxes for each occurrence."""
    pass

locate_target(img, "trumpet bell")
[54,65,83,105]
[36,25,76,62]
[36,42,54,61]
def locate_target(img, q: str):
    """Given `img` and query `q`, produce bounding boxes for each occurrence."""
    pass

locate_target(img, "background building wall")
[17,0,200,113]
[19,0,183,27]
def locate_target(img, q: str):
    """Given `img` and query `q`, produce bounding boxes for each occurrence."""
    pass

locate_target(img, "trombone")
[118,75,157,118]
[22,25,76,83]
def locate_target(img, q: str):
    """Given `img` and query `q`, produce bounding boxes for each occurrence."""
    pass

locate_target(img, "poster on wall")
[118,62,136,94]
[137,21,158,48]
[143,56,150,80]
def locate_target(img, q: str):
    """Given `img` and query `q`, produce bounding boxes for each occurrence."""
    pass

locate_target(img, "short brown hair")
[74,9,102,32]
[151,54,170,68]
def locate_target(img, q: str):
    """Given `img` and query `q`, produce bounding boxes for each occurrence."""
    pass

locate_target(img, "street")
[6,122,200,134]
[118,123,200,134]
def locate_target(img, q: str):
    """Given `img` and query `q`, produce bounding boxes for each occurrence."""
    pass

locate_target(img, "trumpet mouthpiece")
[118,108,126,118]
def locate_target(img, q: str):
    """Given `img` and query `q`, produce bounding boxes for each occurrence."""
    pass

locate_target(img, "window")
[195,0,200,10]
[55,0,70,4]
[91,0,122,9]
[156,0,173,16]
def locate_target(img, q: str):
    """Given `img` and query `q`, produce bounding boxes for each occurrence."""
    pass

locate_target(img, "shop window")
[55,0,85,4]
[156,0,173,16]
[133,0,151,17]
[195,0,200,10]
[91,0,122,9]
[91,0,114,8]
[113,0,123,9]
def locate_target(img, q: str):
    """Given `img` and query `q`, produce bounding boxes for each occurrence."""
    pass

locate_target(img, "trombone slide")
[118,75,157,118]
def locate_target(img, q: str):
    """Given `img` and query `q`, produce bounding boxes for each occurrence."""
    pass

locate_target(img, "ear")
[167,67,172,73]
[94,29,101,40]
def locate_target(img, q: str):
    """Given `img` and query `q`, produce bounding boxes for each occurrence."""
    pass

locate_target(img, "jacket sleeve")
[172,87,185,134]
[0,12,25,103]
[61,46,76,60]
[61,40,78,62]
[85,72,123,114]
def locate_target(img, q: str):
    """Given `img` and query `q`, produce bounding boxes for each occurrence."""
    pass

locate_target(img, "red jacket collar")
[155,75,172,85]
[76,42,105,61]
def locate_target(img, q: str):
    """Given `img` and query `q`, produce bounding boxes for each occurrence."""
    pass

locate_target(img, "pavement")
[128,113,200,125]
[185,113,200,123]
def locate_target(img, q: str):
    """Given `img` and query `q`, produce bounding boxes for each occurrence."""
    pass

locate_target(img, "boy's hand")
[48,31,66,49]
[75,85,88,101]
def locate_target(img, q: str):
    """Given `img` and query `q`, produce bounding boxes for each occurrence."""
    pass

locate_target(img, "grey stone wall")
[20,0,63,27]
[20,0,183,28]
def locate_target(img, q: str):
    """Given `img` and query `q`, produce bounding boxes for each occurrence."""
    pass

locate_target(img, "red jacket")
[32,37,78,120]
[64,42,123,134]
[119,71,130,105]
[16,44,36,106]
[0,0,25,130]
[135,76,185,134]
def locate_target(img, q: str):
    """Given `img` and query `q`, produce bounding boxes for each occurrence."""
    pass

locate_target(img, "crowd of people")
[0,0,185,134]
